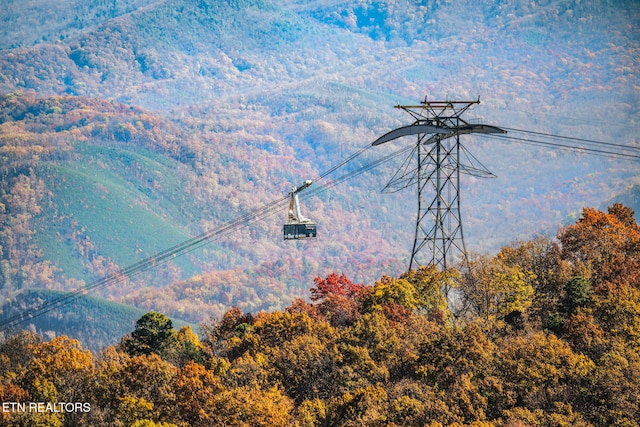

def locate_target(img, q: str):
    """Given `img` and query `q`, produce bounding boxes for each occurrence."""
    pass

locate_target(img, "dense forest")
[1,204,639,426]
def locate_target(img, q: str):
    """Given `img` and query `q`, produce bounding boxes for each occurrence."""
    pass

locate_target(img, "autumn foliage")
[1,205,640,426]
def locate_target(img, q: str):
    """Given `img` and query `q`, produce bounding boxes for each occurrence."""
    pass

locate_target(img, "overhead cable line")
[307,144,415,198]
[480,133,640,162]
[315,144,374,180]
[500,127,640,153]
[174,143,409,253]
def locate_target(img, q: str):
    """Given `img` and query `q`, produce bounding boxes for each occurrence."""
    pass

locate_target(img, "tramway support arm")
[288,180,313,223]
[372,124,505,146]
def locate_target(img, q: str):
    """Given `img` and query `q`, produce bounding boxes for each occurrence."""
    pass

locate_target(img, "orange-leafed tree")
[558,203,640,288]
[25,335,94,403]
[171,361,224,427]
[417,323,500,424]
[209,386,294,427]
[115,353,178,425]
[495,331,595,415]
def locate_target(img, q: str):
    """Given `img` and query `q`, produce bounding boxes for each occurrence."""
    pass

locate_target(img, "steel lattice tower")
[373,99,505,270]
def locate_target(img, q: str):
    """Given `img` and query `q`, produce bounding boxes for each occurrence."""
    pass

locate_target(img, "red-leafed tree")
[310,273,368,327]
[310,273,367,301]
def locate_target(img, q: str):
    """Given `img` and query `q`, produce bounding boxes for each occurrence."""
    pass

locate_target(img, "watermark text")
[2,402,91,413]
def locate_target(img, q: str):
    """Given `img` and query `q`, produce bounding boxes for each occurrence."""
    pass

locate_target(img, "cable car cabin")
[284,222,317,240]
[284,179,316,240]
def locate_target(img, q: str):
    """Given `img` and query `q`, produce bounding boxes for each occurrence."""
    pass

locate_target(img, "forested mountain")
[0,0,639,337]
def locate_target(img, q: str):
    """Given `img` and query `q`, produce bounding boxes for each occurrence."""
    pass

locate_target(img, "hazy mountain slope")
[0,0,162,49]
[0,0,639,330]
[0,288,194,353]
[612,184,640,217]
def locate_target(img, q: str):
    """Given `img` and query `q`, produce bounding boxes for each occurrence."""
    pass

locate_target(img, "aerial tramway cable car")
[284,180,317,240]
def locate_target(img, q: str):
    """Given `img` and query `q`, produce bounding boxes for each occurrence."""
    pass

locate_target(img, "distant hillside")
[0,0,161,50]
[0,0,639,328]
[0,94,211,290]
[611,184,640,217]
[0,288,193,353]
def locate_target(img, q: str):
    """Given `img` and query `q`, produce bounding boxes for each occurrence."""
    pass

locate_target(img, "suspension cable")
[482,133,640,161]
[500,127,640,153]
